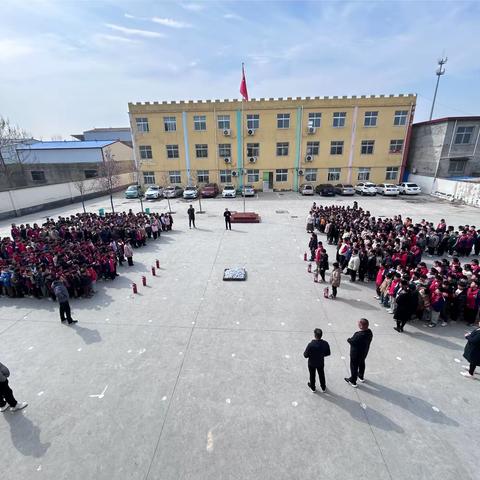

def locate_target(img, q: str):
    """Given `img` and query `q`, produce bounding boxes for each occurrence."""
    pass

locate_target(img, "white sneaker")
[358,378,366,383]
[460,371,474,379]
[10,402,28,412]
[440,322,448,327]
[0,405,9,412]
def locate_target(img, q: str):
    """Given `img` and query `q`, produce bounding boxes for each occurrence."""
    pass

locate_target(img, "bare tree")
[73,178,91,213]
[159,171,172,213]
[97,147,121,213]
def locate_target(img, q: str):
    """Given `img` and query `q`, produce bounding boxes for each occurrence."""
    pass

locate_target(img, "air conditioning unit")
[224,157,231,164]
[223,129,231,136]
[307,126,316,134]
[305,154,313,162]
[298,169,304,176]
[248,156,257,164]
[247,128,255,136]
[232,170,238,177]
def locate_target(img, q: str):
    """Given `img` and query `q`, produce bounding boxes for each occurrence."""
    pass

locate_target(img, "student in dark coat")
[187,205,196,229]
[393,281,417,332]
[461,320,480,378]
[224,208,232,230]
[303,328,331,392]
[345,318,373,388]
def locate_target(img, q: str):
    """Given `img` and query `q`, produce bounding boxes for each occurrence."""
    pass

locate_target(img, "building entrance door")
[263,171,273,192]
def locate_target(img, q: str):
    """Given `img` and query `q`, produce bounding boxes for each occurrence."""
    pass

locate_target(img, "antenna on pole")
[429,56,447,120]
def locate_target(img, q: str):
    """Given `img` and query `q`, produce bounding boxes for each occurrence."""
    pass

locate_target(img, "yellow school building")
[128,94,416,191]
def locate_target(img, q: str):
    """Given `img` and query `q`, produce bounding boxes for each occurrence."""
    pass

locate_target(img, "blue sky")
[0,0,479,139]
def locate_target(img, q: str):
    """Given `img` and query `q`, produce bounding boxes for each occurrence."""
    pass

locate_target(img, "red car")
[201,183,219,198]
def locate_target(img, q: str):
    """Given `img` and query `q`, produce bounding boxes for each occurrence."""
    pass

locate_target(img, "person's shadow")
[70,324,102,344]
[321,390,404,433]
[3,411,50,457]
[361,380,459,426]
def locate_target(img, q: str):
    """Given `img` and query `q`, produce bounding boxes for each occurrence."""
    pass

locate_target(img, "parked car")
[163,185,184,198]
[315,184,336,196]
[300,184,314,196]
[397,182,421,195]
[144,185,163,200]
[222,184,237,198]
[242,184,256,197]
[124,185,143,199]
[201,183,219,198]
[183,185,199,200]
[376,183,400,196]
[355,182,377,196]
[334,183,355,196]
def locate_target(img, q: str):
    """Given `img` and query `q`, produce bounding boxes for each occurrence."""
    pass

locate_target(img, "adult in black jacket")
[303,328,331,392]
[462,321,480,378]
[345,318,373,387]
[187,205,196,229]
[224,208,232,230]
[393,281,417,332]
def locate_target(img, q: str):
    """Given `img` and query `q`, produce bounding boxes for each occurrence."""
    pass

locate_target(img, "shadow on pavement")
[70,324,102,344]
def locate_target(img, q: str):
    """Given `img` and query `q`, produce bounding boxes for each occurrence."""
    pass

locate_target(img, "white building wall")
[17,148,102,164]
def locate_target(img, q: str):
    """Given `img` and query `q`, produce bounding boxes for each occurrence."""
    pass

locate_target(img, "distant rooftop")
[16,140,116,150]
[84,127,130,133]
[414,116,480,127]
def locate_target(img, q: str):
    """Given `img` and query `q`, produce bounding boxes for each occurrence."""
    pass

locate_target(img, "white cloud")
[152,17,192,28]
[124,13,135,19]
[104,23,165,38]
[181,3,205,12]
[93,34,139,45]
[223,13,243,21]
[0,38,35,62]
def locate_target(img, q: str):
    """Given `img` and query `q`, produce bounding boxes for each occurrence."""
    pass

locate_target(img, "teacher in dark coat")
[345,318,373,388]
[394,281,417,332]
[303,328,331,393]
[462,320,480,378]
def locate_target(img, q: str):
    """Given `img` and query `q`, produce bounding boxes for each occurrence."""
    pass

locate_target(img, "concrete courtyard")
[0,192,479,480]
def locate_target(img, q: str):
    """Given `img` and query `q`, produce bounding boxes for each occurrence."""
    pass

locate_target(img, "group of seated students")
[0,210,174,300]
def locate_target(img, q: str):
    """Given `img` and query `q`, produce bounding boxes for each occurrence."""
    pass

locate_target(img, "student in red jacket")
[465,281,480,326]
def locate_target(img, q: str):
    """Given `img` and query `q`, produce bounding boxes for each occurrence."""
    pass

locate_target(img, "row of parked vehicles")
[299,182,421,197]
[124,183,256,201]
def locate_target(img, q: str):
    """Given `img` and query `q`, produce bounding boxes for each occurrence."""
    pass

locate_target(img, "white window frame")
[275,169,288,182]
[143,171,156,184]
[361,140,375,155]
[163,116,176,132]
[277,113,290,129]
[330,141,344,155]
[364,111,378,127]
[247,114,259,130]
[276,142,289,156]
[194,115,207,131]
[247,169,259,183]
[246,143,259,157]
[218,143,231,157]
[308,113,321,128]
[385,166,399,181]
[136,117,149,133]
[219,169,232,183]
[139,145,152,159]
[328,168,341,182]
[333,112,346,128]
[357,167,371,181]
[454,126,474,145]
[197,170,209,183]
[389,139,404,154]
[217,115,231,130]
[166,144,179,159]
[394,110,408,126]
[169,170,181,184]
[305,168,317,182]
[195,144,208,158]
[306,141,320,155]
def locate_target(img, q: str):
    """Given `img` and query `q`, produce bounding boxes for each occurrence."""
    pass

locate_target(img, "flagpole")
[242,96,246,213]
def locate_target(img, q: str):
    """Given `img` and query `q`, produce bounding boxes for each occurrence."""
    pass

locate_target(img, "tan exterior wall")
[128,94,416,191]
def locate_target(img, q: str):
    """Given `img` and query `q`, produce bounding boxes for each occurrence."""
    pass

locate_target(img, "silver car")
[300,184,314,196]
[183,185,199,199]
[242,185,256,197]
[163,185,184,198]
[355,182,377,196]
[144,185,163,200]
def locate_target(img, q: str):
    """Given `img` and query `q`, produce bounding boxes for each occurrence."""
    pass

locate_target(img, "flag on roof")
[239,63,249,101]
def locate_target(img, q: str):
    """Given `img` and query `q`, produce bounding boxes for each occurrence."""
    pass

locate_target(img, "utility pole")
[429,56,447,120]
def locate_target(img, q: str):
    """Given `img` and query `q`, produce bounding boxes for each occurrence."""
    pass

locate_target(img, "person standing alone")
[303,328,331,392]
[52,277,77,324]
[344,318,373,388]
[224,208,232,230]
[188,205,196,229]
[0,361,28,412]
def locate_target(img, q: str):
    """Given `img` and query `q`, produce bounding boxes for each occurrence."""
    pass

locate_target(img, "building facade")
[406,117,480,179]
[128,94,416,191]
[72,127,132,146]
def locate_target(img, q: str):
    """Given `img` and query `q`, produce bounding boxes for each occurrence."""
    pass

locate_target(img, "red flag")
[239,63,249,101]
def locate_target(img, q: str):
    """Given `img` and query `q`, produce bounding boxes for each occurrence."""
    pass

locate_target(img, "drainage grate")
[276,210,289,214]
[290,215,298,218]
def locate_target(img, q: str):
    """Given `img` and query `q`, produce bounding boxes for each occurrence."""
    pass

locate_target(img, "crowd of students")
[306,202,480,330]
[0,211,174,300]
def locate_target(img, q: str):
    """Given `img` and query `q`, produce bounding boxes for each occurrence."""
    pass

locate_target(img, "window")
[448,159,467,174]
[166,144,179,159]
[364,111,378,127]
[328,168,341,182]
[330,141,344,155]
[308,112,321,128]
[195,144,208,158]
[194,115,207,131]
[218,143,231,157]
[84,169,98,179]
[139,145,152,159]
[276,142,289,156]
[31,170,46,182]
[275,169,288,182]
[247,143,259,157]
[394,110,408,126]
[220,169,232,183]
[217,115,230,130]
[136,117,149,132]
[169,170,181,183]
[454,126,474,144]
[197,170,209,183]
[357,167,371,181]
[306,141,320,155]
[361,140,375,155]
[247,169,259,183]
[277,113,290,129]
[163,116,176,132]
[385,166,399,181]
[333,112,346,128]
[143,171,156,184]
[247,114,259,130]
[389,139,404,153]
[305,168,317,182]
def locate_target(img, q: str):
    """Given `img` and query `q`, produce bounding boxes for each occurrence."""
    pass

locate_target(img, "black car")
[315,183,336,196]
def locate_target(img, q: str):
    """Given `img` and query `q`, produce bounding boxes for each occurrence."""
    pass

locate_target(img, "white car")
[144,185,163,200]
[222,184,236,198]
[376,183,400,196]
[183,185,199,200]
[355,182,377,196]
[398,182,421,195]
[242,185,256,197]
[300,184,314,196]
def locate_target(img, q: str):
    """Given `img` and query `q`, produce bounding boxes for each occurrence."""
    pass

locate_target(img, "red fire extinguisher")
[151,266,156,276]
[156,259,160,269]
[132,283,138,294]
[304,252,307,261]
[307,263,312,273]
[142,275,147,287]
